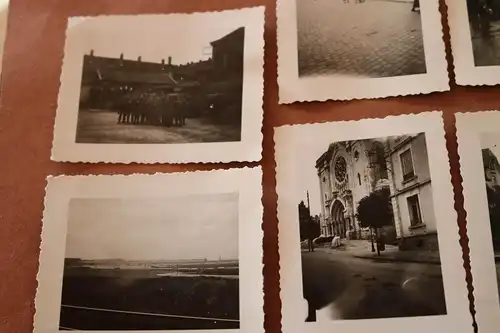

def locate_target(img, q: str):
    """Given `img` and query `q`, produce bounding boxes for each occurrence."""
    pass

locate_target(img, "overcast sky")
[65,193,238,261]
[69,13,244,65]
[481,132,500,160]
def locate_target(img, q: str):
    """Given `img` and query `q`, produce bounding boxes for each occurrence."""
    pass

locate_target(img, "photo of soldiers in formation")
[116,90,186,128]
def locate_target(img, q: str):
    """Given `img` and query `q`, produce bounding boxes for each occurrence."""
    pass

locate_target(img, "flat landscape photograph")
[59,193,240,331]
[480,131,500,297]
[296,0,426,78]
[75,18,245,144]
[296,133,446,321]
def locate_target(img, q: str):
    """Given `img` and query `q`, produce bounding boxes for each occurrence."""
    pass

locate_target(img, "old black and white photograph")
[76,29,244,144]
[34,169,264,333]
[298,133,447,321]
[466,0,500,67]
[480,133,500,297]
[456,112,500,332]
[59,194,239,331]
[447,0,500,85]
[296,0,426,78]
[277,0,448,103]
[277,113,471,333]
[51,9,264,163]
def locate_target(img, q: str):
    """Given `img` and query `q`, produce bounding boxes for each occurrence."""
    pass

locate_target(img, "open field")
[59,267,240,330]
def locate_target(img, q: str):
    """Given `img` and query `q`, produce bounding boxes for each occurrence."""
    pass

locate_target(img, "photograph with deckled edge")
[455,111,500,333]
[33,168,264,333]
[51,7,264,163]
[277,0,448,103]
[447,0,500,85]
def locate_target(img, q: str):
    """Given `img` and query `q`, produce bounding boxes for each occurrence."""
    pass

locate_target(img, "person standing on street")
[307,227,314,252]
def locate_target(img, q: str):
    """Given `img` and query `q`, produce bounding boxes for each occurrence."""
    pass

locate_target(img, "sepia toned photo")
[277,0,448,103]
[276,113,471,333]
[60,195,239,331]
[298,134,446,321]
[33,168,264,333]
[51,8,264,163]
[456,111,500,333]
[447,0,500,85]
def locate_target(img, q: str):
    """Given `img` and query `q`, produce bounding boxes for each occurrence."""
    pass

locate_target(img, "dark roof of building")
[210,27,245,47]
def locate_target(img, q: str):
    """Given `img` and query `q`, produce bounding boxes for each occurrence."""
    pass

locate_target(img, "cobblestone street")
[297,0,426,77]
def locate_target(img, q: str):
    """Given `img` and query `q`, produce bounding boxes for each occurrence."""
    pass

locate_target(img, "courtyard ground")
[75,109,241,144]
[296,0,426,77]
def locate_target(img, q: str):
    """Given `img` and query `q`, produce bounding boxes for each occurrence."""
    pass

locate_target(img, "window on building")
[357,173,361,186]
[407,195,422,226]
[400,149,415,181]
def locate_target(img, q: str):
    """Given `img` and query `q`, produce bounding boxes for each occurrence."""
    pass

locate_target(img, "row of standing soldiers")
[117,91,186,127]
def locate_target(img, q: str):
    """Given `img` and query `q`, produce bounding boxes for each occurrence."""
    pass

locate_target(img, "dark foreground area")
[59,270,239,330]
[302,250,446,320]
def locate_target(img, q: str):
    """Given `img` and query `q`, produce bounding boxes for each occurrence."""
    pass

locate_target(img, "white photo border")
[446,0,500,86]
[51,7,265,164]
[33,167,264,333]
[276,0,449,103]
[456,111,500,333]
[275,112,472,333]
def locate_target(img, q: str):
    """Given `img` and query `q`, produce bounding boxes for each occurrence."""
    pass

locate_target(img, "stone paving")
[296,0,426,77]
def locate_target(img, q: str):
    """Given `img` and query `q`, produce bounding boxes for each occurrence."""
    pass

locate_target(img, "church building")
[315,133,438,250]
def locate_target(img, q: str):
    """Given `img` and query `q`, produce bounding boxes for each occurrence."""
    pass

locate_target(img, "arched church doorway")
[331,200,347,238]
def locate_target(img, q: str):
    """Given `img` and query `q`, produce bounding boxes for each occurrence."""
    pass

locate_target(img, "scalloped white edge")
[275,112,472,333]
[276,0,449,104]
[33,167,264,333]
[446,0,500,86]
[455,111,500,333]
[51,7,265,164]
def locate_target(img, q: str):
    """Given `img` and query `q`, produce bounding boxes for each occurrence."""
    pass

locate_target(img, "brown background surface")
[0,0,493,332]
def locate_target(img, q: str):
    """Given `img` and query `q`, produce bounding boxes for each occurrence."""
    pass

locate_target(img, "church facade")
[315,134,438,250]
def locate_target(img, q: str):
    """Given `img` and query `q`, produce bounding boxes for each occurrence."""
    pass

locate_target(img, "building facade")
[483,148,500,188]
[315,133,438,250]
[385,134,438,250]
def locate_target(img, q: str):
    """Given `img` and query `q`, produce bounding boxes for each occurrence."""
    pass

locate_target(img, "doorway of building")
[331,200,346,238]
